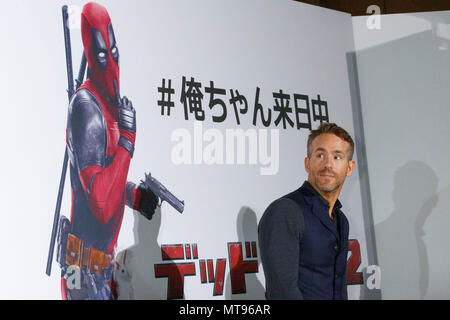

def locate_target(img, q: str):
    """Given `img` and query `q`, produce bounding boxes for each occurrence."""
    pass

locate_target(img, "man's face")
[305,133,355,195]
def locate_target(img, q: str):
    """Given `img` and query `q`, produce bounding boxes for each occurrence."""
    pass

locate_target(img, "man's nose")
[323,155,333,169]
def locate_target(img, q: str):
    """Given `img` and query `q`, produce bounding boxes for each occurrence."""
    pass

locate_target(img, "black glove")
[137,183,158,220]
[118,96,136,134]
[117,95,136,158]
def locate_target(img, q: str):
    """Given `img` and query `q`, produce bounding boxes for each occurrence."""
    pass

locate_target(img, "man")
[59,2,158,300]
[258,123,355,300]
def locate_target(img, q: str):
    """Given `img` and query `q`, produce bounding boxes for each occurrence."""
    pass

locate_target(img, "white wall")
[353,11,450,299]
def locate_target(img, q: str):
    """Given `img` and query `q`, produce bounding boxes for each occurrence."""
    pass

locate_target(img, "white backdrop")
[0,0,369,299]
[353,11,450,299]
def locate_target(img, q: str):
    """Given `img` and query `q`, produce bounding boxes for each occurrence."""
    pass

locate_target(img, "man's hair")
[307,123,355,160]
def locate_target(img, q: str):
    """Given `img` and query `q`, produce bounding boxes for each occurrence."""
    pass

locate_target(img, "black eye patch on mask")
[92,27,108,71]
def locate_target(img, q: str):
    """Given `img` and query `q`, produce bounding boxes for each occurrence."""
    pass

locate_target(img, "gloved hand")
[137,182,158,220]
[117,96,136,157]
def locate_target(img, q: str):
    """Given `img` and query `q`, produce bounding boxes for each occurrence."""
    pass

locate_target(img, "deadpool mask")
[81,2,120,103]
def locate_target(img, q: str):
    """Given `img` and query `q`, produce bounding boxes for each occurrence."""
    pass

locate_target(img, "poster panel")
[0,0,369,299]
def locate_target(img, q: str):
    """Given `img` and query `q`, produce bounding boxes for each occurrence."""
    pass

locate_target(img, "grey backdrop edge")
[346,50,382,300]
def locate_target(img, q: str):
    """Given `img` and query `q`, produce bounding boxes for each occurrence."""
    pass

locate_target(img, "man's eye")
[111,47,117,55]
[317,154,324,159]
[335,155,342,160]
[98,52,106,59]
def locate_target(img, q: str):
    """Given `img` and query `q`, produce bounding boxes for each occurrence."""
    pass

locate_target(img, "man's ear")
[347,160,356,177]
[304,157,310,174]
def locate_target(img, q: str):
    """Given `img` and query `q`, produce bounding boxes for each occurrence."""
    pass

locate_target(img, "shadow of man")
[225,206,265,300]
[374,161,437,299]
[419,183,450,299]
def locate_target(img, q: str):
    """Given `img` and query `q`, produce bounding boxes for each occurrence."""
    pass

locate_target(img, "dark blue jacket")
[258,181,349,300]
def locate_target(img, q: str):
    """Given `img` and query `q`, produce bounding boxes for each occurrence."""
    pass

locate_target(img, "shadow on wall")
[115,205,266,300]
[422,183,450,299]
[225,206,265,300]
[351,12,450,299]
[374,161,438,299]
[115,207,181,300]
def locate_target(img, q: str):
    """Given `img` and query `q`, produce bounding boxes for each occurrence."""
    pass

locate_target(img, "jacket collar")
[300,181,342,240]
[302,181,342,210]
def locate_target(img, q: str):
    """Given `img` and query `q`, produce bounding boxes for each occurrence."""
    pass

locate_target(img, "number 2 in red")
[346,239,363,285]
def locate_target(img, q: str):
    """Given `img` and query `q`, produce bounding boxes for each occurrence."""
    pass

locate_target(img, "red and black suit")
[62,2,157,300]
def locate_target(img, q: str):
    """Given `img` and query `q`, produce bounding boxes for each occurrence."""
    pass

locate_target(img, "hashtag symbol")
[157,78,175,116]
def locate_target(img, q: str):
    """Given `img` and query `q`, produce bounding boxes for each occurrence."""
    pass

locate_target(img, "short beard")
[316,182,340,194]
[313,172,343,194]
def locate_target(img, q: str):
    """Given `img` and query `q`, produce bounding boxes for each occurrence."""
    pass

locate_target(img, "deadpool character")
[61,2,157,300]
